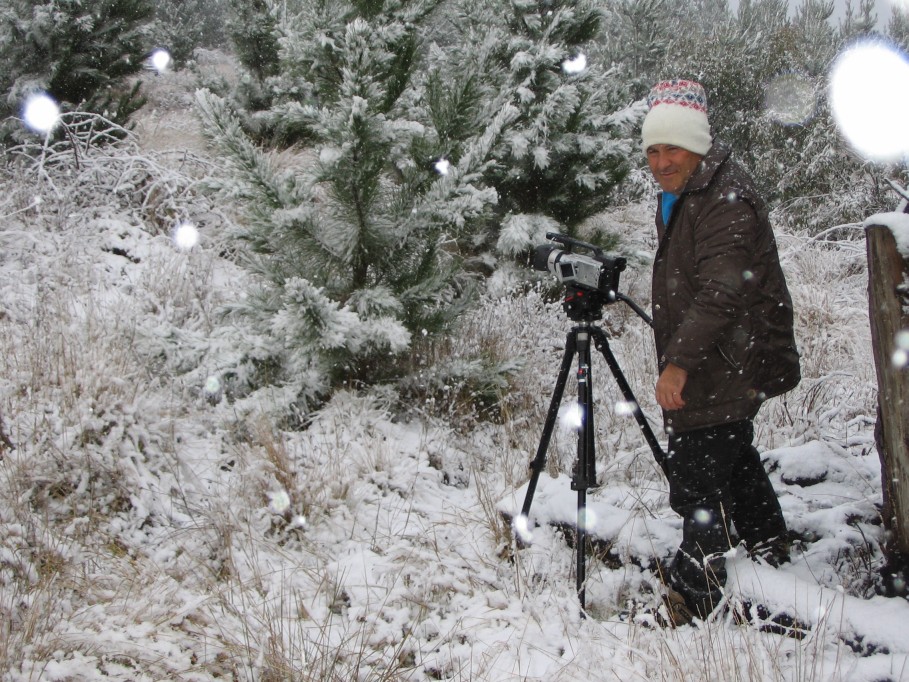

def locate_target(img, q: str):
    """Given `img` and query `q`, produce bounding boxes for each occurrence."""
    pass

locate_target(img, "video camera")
[533,232,626,320]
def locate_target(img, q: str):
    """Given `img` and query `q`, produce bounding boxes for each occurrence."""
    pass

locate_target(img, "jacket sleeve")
[662,193,756,373]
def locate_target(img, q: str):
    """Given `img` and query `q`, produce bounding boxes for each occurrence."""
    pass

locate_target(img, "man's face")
[646,144,703,194]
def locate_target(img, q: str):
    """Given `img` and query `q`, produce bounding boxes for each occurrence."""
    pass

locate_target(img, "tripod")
[518,286,667,612]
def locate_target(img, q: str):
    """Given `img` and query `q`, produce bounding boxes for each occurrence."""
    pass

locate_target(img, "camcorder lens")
[533,244,558,272]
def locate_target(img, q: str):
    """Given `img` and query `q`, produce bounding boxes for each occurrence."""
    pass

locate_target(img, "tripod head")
[561,286,610,322]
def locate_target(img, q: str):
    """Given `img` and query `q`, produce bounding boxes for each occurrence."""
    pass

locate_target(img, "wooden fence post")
[866,223,909,596]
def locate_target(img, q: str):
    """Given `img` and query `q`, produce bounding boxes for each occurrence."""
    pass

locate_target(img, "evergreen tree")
[789,0,838,72]
[420,0,639,261]
[889,5,909,52]
[196,0,495,417]
[227,0,281,81]
[756,98,897,232]
[837,0,877,39]
[488,0,637,231]
[749,0,899,231]
[662,0,786,158]
[596,0,672,87]
[0,0,154,144]
[196,0,640,418]
[153,0,228,68]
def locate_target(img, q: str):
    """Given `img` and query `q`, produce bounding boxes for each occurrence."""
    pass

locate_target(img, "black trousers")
[665,419,786,614]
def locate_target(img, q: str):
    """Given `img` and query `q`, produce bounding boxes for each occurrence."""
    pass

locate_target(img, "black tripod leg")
[572,328,596,490]
[519,330,577,521]
[590,328,667,474]
[572,327,596,611]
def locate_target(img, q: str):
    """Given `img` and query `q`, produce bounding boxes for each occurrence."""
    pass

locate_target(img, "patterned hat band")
[647,79,709,113]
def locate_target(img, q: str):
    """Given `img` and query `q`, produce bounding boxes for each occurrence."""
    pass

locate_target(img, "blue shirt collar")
[661,192,678,225]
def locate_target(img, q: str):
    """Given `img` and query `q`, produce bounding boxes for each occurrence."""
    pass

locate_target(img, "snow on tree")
[226,0,280,82]
[195,3,490,419]
[595,0,673,86]
[889,4,909,52]
[837,0,877,38]
[0,0,155,145]
[194,0,642,419]
[153,0,228,68]
[430,0,639,244]
[751,0,907,231]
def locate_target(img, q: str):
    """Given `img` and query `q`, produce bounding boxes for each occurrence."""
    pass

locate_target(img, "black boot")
[667,552,725,621]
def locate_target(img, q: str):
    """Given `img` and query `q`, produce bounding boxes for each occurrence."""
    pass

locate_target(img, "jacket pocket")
[716,343,742,372]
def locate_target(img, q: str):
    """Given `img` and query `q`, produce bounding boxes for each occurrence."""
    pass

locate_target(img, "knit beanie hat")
[641,79,712,155]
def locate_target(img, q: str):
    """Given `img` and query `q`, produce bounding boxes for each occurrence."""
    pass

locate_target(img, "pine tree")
[196,1,494,417]
[0,0,154,144]
[889,5,909,53]
[750,0,898,231]
[196,0,641,418]
[837,0,877,39]
[887,5,909,52]
[790,0,838,72]
[596,0,673,86]
[661,0,782,157]
[226,0,281,81]
[381,0,644,284]
[651,0,897,232]
[435,0,638,243]
[154,0,228,68]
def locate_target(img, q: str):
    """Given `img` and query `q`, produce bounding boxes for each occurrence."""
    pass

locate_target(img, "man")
[641,79,801,623]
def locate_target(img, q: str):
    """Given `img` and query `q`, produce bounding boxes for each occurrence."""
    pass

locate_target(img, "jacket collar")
[680,139,731,195]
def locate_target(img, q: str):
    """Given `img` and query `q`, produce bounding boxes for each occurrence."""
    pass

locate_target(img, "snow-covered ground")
[1,58,906,681]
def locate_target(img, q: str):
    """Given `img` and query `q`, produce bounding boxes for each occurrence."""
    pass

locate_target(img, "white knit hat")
[641,79,712,155]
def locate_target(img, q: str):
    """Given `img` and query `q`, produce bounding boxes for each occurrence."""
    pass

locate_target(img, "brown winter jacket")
[652,140,800,433]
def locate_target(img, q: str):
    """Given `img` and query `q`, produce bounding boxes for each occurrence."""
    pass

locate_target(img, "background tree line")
[5,0,906,228]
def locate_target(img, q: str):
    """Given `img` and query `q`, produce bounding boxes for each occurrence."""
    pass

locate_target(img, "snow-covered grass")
[0,63,906,681]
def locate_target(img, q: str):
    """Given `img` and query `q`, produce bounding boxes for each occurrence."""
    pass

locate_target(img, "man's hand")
[656,363,688,410]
